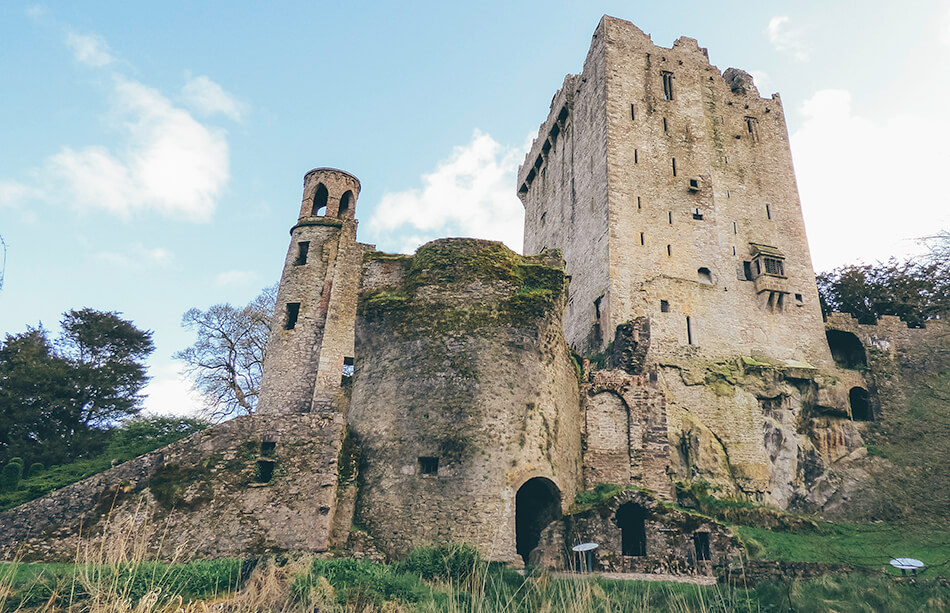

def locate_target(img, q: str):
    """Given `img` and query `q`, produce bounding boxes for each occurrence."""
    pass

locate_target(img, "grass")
[0,417,207,513]
[736,520,950,573]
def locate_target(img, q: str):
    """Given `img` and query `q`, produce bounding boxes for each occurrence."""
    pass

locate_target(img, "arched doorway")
[615,502,647,556]
[850,386,872,421]
[515,477,561,565]
[311,183,328,216]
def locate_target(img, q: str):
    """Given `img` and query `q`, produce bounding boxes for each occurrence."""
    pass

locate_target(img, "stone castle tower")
[518,16,833,371]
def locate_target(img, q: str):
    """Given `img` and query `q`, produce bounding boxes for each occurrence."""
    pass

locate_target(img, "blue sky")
[2,1,949,415]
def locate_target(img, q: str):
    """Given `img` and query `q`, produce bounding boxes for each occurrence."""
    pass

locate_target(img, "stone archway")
[515,477,561,565]
[850,386,872,421]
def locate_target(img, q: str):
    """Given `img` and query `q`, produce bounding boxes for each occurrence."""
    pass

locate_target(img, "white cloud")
[748,70,770,94]
[181,74,245,121]
[367,130,525,254]
[791,89,950,271]
[142,363,204,417]
[767,15,809,61]
[95,243,174,268]
[215,269,258,286]
[65,31,114,67]
[0,31,231,222]
[940,4,950,47]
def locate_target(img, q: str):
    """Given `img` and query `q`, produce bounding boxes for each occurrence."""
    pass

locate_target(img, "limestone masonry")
[2,15,943,576]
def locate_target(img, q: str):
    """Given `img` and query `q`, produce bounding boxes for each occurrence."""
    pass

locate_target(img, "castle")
[1,15,940,575]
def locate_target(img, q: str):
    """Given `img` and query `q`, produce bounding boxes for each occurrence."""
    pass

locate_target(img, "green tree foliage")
[817,234,950,327]
[0,458,23,491]
[0,310,154,466]
[174,285,275,420]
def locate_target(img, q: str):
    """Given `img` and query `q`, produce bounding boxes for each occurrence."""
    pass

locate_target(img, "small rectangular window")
[688,178,700,191]
[662,71,674,100]
[341,356,354,386]
[260,441,276,458]
[418,457,439,475]
[693,208,703,220]
[745,117,759,142]
[294,241,310,266]
[660,300,670,313]
[743,261,753,280]
[284,303,300,330]
[795,293,804,306]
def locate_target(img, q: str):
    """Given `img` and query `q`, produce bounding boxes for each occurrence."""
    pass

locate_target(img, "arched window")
[311,183,328,216]
[338,190,353,218]
[826,330,866,369]
[697,267,713,284]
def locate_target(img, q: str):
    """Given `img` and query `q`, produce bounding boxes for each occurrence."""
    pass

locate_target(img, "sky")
[1,1,949,417]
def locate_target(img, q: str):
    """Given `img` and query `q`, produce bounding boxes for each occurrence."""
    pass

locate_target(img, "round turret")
[298,167,361,222]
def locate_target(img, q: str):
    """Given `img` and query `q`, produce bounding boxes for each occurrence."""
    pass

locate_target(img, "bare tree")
[174,285,276,420]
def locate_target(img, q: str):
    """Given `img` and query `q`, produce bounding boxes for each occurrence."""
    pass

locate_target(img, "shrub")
[27,462,44,477]
[396,543,483,584]
[0,460,24,491]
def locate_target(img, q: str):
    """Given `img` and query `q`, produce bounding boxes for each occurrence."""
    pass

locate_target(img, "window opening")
[294,241,310,266]
[745,117,759,142]
[694,532,711,561]
[766,203,772,220]
[698,268,713,284]
[672,157,677,176]
[616,503,647,556]
[661,71,674,100]
[743,261,753,280]
[663,117,668,132]
[418,457,439,475]
[637,196,641,209]
[540,212,546,224]
[689,179,700,192]
[733,222,738,234]
[255,460,275,483]
[693,208,703,220]
[669,211,673,225]
[341,356,354,386]
[761,257,784,276]
[686,316,693,345]
[311,183,328,216]
[640,232,645,245]
[634,149,638,164]
[630,104,636,120]
[850,387,872,421]
[660,300,670,313]
[284,303,300,330]
[795,293,804,305]
[260,441,276,458]
[338,190,353,217]
[594,295,603,321]
[667,244,672,257]
[827,330,867,369]
[733,246,736,255]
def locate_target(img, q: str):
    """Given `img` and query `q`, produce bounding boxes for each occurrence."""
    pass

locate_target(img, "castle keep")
[2,15,938,576]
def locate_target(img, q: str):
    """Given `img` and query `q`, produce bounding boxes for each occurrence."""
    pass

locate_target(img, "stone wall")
[561,490,743,575]
[348,239,582,563]
[0,412,348,561]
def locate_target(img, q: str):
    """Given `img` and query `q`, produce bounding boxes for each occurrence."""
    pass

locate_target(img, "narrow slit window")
[669,211,673,225]
[745,117,759,142]
[662,71,674,100]
[418,457,439,475]
[637,196,642,209]
[284,303,300,330]
[686,316,693,345]
[733,222,738,234]
[294,241,310,266]
[667,244,672,257]
[640,232,645,245]
[634,149,638,164]
[594,295,603,321]
[341,356,354,386]
[630,104,636,120]
[672,158,677,176]
[766,203,772,220]
[693,208,703,220]
[663,117,668,132]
